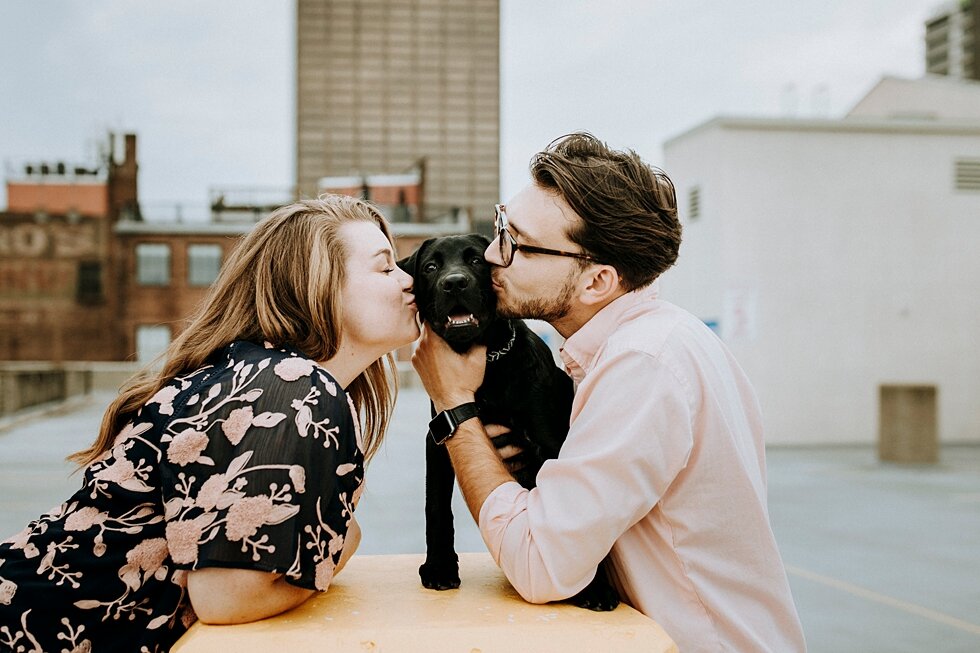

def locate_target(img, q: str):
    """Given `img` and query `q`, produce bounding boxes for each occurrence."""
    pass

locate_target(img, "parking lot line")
[785,564,980,636]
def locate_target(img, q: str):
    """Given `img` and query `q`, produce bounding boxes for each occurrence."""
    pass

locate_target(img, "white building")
[660,76,980,446]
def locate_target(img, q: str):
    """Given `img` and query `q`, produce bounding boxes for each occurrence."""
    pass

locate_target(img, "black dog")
[398,234,619,611]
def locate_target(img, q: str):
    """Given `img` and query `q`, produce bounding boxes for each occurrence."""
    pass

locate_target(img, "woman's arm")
[187,517,361,625]
[188,568,314,625]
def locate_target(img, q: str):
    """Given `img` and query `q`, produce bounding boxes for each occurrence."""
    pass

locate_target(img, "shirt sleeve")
[478,348,694,603]
[159,353,363,591]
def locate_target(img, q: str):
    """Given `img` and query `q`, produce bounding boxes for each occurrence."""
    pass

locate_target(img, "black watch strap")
[428,402,480,445]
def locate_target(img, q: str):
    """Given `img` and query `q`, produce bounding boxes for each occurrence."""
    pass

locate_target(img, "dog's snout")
[441,273,470,293]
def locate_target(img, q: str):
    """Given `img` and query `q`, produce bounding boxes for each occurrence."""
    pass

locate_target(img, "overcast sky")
[0,0,941,215]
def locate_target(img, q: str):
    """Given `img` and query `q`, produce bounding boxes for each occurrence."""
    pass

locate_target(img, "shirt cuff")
[477,481,528,564]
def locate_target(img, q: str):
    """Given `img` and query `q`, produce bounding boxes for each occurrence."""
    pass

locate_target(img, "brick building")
[1,134,465,363]
[1,134,136,361]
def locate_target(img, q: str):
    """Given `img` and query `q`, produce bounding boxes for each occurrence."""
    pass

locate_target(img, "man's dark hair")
[530,132,682,291]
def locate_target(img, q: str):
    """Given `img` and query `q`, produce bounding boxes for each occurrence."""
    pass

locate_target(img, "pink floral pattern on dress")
[221,406,253,445]
[274,357,314,381]
[63,507,107,532]
[166,429,212,466]
[0,579,16,606]
[147,385,180,415]
[165,514,215,565]
[0,341,363,653]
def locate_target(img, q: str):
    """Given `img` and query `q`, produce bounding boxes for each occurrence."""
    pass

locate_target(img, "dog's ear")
[468,233,492,250]
[397,238,434,278]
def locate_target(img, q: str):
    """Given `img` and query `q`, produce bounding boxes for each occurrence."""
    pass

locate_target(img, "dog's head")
[398,234,496,351]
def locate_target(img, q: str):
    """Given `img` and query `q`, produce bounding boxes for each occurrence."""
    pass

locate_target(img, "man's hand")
[486,423,526,474]
[412,324,487,411]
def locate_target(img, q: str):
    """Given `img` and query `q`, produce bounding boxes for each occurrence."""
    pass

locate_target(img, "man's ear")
[396,238,434,277]
[580,264,625,307]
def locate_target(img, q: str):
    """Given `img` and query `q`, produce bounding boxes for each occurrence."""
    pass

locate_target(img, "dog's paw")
[419,559,461,590]
[569,580,620,612]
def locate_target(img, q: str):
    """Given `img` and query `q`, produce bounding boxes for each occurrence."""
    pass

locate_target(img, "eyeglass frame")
[493,204,597,268]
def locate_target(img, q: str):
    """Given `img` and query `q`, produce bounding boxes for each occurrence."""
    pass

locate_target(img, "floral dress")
[0,341,364,653]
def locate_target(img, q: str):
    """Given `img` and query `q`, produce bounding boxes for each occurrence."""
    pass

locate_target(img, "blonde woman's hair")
[70,195,398,466]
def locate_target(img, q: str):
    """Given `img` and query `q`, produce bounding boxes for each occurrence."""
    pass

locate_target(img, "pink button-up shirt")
[478,283,806,653]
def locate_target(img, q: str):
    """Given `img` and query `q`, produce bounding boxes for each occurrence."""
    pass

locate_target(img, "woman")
[0,196,419,651]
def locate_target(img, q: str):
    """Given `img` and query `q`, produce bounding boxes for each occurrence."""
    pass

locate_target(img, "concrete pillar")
[879,384,938,464]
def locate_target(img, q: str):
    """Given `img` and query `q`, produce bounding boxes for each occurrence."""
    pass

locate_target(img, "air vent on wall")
[688,186,701,220]
[955,158,980,191]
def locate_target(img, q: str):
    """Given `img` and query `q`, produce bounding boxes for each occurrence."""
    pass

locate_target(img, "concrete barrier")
[65,361,142,393]
[172,552,677,652]
[0,362,92,417]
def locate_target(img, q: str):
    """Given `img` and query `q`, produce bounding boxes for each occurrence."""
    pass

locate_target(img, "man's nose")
[484,241,502,265]
[441,273,469,293]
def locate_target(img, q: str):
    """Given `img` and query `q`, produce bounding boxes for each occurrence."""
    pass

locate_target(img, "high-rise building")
[296,0,500,227]
[925,0,979,80]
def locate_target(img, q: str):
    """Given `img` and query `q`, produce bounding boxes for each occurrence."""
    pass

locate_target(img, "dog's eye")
[469,256,484,265]
[423,262,438,273]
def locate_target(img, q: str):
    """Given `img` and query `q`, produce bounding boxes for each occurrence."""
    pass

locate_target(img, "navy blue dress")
[0,341,364,652]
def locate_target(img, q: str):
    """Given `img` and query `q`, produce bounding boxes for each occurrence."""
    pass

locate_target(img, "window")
[188,244,223,286]
[688,186,701,220]
[136,325,171,362]
[136,243,171,286]
[77,261,103,304]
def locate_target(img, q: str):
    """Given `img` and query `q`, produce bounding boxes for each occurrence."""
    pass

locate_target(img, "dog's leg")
[568,558,620,611]
[419,432,461,590]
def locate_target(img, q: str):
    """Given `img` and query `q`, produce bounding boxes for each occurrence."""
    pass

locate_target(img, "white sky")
[0,0,941,214]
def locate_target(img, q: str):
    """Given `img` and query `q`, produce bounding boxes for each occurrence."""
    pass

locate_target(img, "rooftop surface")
[2,390,978,652]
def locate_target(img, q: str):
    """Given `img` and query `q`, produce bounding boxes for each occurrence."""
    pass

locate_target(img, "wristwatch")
[428,402,480,445]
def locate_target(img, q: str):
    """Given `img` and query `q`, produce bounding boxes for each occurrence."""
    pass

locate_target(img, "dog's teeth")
[446,313,478,327]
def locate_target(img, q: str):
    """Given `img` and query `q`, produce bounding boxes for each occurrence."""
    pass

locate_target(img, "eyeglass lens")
[495,206,512,266]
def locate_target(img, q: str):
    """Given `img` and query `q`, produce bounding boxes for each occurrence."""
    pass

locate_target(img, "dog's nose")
[441,273,470,293]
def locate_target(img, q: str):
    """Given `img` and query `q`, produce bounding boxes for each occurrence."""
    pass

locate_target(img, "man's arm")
[411,325,514,521]
[479,349,695,603]
[443,419,514,522]
[413,325,694,604]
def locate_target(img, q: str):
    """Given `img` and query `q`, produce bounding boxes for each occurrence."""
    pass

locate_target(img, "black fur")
[398,234,619,611]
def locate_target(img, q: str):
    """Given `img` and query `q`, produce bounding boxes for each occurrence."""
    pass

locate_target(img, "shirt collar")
[559,279,660,383]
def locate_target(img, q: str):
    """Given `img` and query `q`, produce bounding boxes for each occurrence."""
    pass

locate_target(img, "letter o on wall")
[12,224,49,257]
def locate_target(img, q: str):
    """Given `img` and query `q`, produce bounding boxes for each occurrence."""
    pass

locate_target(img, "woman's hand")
[334,517,361,576]
[412,324,486,412]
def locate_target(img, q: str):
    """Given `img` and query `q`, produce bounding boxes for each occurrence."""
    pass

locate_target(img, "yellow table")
[172,552,677,652]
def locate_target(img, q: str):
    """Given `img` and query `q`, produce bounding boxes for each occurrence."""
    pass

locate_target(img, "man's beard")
[495,272,576,322]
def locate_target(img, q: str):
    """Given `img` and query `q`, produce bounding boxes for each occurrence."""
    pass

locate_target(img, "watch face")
[428,411,455,445]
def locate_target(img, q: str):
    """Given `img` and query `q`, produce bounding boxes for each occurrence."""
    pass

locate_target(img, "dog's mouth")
[445,311,480,330]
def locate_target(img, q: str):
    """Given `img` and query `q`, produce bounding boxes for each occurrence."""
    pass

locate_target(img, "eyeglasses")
[493,204,597,268]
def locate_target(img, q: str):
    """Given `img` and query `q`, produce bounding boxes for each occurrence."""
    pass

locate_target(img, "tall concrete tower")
[925,0,979,80]
[296,0,500,225]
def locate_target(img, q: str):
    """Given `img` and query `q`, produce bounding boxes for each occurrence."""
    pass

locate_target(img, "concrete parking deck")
[1,389,978,652]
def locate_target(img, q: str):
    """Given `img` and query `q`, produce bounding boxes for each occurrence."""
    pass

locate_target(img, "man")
[412,133,806,652]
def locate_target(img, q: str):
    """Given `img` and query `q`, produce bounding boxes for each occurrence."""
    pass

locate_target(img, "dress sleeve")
[478,349,694,603]
[158,352,364,591]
